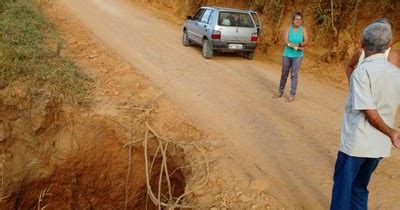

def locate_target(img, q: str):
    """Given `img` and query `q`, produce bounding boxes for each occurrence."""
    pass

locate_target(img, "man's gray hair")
[362,23,392,54]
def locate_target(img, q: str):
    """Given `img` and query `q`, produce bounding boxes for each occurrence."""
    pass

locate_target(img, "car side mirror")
[186,15,192,20]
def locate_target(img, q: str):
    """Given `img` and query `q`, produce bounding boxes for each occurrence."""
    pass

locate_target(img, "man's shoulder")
[380,62,400,79]
[351,60,400,92]
[356,58,398,74]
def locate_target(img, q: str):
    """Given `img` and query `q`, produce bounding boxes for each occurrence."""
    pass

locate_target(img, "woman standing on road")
[275,11,308,102]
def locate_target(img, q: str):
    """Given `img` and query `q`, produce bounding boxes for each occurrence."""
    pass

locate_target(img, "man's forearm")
[363,110,394,137]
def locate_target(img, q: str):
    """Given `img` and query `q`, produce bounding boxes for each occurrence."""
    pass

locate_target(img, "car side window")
[193,9,206,21]
[201,9,212,24]
[207,10,215,24]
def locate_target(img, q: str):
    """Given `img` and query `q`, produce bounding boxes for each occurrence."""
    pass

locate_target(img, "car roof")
[201,6,256,13]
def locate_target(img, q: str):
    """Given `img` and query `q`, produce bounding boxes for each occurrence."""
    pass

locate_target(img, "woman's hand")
[287,43,300,50]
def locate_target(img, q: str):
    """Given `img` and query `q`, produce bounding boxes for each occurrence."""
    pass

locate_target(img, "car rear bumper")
[211,41,257,52]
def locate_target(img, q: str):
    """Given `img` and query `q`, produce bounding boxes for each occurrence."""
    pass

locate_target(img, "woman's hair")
[292,12,303,21]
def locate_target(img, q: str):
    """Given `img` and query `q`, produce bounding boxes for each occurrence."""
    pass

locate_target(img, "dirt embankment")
[131,0,400,89]
[0,2,282,209]
[0,2,199,209]
[131,0,400,52]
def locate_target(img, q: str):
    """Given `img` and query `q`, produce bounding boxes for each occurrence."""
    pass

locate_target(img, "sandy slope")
[58,0,400,208]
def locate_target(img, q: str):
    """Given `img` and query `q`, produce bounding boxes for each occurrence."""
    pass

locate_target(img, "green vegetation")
[0,0,91,106]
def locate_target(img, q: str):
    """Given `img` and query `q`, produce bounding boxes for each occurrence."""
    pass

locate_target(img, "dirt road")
[58,0,400,208]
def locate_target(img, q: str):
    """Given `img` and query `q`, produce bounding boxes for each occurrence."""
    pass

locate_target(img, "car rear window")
[218,12,254,28]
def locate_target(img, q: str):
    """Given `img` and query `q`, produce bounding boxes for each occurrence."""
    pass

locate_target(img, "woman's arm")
[284,27,298,49]
[283,27,290,45]
[388,49,400,68]
[346,48,362,80]
[284,27,300,49]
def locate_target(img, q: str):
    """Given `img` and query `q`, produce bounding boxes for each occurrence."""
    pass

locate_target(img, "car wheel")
[245,51,255,60]
[202,39,213,59]
[182,30,191,46]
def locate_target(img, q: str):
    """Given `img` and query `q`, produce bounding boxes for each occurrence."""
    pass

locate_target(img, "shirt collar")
[364,53,386,62]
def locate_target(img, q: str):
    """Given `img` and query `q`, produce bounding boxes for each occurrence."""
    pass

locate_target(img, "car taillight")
[251,33,258,42]
[211,30,221,40]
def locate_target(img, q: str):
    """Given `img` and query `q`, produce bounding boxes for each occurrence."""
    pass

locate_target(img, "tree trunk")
[272,1,285,44]
[330,0,338,41]
[351,0,361,39]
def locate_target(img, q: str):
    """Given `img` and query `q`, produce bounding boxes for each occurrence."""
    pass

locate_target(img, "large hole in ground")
[1,112,187,209]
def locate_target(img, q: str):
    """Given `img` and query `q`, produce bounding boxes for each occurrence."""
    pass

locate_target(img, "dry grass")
[37,185,52,210]
[0,0,92,106]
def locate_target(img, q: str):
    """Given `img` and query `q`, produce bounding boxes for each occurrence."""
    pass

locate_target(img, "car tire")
[245,52,255,60]
[202,39,213,59]
[182,30,191,47]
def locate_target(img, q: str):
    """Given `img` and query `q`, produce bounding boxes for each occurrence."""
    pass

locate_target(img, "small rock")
[236,191,242,196]
[89,54,98,59]
[239,194,251,202]
[216,178,222,184]
[250,179,268,192]
[117,101,127,106]
[117,105,129,110]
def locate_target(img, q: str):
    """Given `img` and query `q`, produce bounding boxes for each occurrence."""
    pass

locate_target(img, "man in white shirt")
[330,22,400,210]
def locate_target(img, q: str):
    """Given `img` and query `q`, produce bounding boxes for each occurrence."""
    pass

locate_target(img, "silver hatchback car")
[182,7,261,59]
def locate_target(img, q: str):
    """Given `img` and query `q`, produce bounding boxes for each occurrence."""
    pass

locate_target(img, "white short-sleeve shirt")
[340,53,400,158]
[357,47,391,67]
